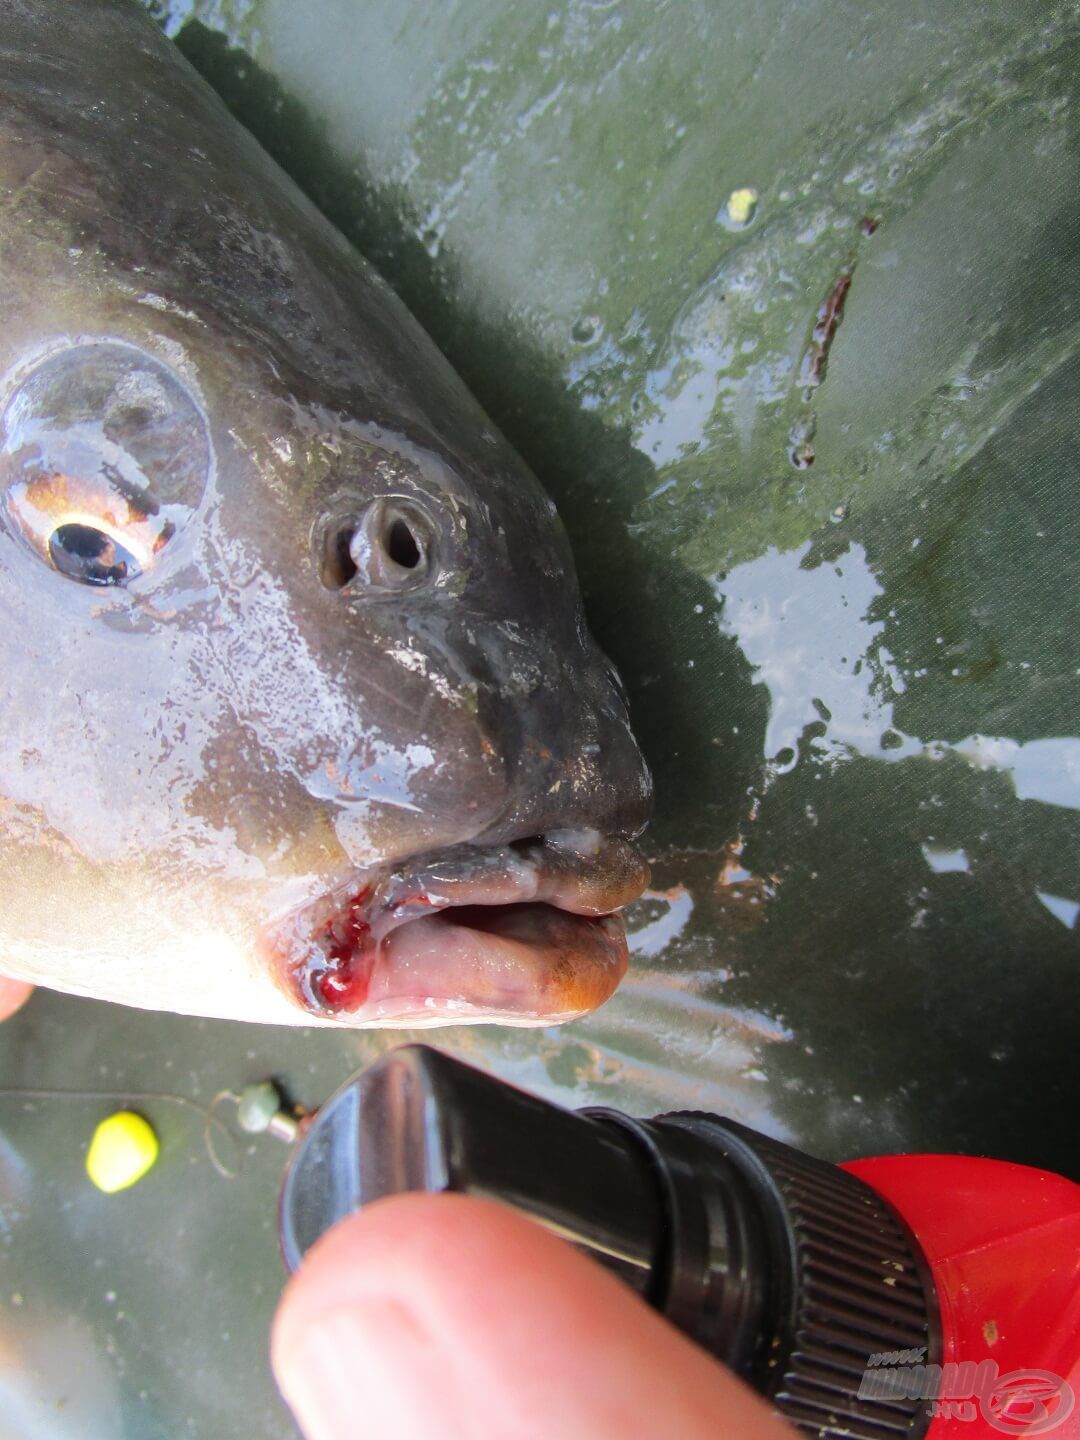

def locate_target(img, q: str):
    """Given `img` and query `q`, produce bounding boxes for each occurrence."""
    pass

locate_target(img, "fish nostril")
[385,515,420,569]
[318,498,437,594]
[321,521,359,590]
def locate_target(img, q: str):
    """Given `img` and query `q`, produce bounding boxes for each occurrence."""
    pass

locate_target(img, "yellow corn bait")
[725,187,758,227]
[86,1111,159,1193]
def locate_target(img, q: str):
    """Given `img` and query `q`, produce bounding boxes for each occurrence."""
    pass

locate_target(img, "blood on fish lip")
[311,884,374,1011]
[312,885,449,1012]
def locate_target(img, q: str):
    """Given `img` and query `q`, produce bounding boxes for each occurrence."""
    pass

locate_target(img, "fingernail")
[275,1299,460,1440]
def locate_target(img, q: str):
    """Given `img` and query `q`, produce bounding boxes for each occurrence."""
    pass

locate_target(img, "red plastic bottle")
[845,1156,1080,1438]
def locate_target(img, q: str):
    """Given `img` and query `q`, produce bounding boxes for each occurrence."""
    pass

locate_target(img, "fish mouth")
[259,831,649,1027]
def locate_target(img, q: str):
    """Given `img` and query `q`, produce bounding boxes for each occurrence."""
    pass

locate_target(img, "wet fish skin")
[0,0,651,1024]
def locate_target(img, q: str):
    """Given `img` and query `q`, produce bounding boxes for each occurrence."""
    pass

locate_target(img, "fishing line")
[0,1084,247,1178]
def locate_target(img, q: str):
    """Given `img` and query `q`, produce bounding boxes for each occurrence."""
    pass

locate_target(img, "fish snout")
[300,465,649,862]
[478,634,653,849]
[301,617,649,871]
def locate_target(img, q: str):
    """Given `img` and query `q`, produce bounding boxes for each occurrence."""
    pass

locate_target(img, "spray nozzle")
[278,1043,663,1294]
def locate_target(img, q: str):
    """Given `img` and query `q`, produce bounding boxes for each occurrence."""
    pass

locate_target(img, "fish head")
[0,11,650,1029]
[0,316,651,1027]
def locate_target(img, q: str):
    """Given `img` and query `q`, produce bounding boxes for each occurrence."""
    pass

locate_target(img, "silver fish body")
[0,0,651,1025]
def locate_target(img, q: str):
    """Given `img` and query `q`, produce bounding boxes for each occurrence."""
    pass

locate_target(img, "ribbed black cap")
[654,1114,940,1439]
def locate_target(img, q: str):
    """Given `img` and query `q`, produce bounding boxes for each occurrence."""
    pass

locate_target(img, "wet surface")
[2,1,1078,1435]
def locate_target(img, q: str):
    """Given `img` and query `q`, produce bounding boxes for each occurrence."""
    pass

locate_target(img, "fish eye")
[0,340,210,587]
[319,497,436,593]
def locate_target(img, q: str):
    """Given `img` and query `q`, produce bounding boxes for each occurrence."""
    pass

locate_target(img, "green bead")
[235,1081,283,1134]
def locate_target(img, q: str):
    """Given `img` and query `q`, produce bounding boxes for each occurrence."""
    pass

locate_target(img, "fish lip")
[259,829,650,1026]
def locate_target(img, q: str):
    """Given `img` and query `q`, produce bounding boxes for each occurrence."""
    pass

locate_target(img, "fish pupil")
[48,523,140,586]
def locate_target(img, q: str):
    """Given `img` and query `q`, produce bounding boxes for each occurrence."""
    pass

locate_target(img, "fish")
[0,0,651,1027]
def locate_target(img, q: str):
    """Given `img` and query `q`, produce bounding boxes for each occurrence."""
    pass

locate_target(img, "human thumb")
[271,1191,795,1440]
[0,976,33,1023]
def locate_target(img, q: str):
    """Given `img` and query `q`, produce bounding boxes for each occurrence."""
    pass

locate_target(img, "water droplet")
[571,315,601,345]
[790,441,815,469]
[788,411,817,469]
